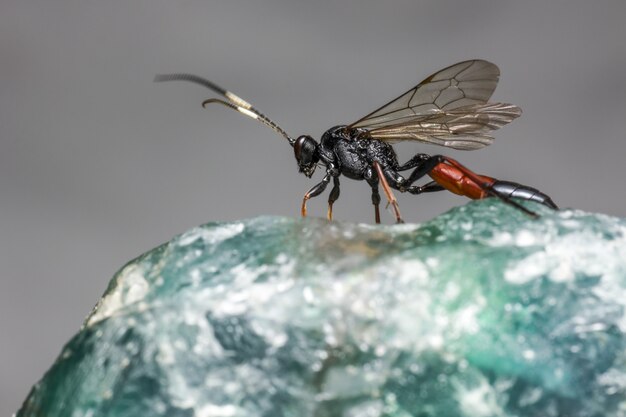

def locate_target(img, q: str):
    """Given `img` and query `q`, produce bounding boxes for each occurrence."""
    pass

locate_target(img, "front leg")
[301,172,332,217]
[365,168,381,224]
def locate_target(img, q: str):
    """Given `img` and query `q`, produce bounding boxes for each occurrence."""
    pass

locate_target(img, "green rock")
[17,200,626,417]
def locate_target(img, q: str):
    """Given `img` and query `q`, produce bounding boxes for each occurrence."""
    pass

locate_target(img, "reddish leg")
[373,161,404,223]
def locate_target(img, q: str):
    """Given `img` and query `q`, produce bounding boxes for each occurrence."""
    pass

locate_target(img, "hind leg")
[387,154,448,192]
[397,153,432,171]
[405,181,445,195]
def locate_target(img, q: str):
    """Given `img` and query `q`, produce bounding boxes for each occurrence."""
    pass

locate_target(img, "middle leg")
[366,176,382,224]
[327,176,340,221]
[373,161,404,223]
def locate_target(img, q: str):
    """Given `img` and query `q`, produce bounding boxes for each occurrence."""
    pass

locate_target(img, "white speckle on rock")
[178,223,244,247]
[86,264,149,326]
[515,230,536,246]
[303,286,315,303]
[523,349,536,361]
[454,303,482,335]
[505,228,626,286]
[518,387,543,407]
[456,379,504,417]
[487,231,513,246]
[196,404,239,417]
[156,342,176,366]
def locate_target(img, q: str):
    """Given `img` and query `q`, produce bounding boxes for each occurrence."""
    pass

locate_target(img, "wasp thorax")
[294,135,319,178]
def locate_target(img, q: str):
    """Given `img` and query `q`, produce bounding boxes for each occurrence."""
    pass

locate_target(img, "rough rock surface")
[17,200,626,417]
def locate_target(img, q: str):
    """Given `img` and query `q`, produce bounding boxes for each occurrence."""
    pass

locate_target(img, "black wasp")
[155,60,557,223]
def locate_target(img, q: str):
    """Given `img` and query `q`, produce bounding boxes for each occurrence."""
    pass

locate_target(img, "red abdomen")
[429,163,495,200]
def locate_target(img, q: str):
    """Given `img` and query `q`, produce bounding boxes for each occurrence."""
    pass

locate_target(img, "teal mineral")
[17,200,626,417]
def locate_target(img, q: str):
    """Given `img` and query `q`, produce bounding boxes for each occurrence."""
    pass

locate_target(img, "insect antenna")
[154,73,295,145]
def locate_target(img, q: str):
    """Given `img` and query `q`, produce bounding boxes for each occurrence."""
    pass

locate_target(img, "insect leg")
[366,177,382,224]
[301,172,331,218]
[373,161,404,224]
[377,154,446,191]
[405,181,446,195]
[404,155,445,186]
[327,176,341,221]
[379,164,446,196]
[396,153,431,171]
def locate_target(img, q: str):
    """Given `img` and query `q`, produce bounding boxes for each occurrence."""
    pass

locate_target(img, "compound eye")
[295,135,316,163]
[294,136,308,161]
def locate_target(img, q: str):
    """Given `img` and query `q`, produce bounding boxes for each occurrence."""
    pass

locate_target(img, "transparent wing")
[349,60,521,150]
[365,102,522,150]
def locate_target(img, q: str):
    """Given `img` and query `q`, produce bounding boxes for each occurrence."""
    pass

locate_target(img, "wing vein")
[348,60,520,150]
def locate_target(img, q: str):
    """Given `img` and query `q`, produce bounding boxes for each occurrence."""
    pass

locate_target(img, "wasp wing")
[349,60,521,150]
[364,102,522,150]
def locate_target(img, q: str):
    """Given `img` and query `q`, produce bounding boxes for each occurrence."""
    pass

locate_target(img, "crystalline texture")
[16,200,626,417]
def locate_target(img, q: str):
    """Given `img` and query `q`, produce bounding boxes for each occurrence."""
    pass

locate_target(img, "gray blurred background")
[1,0,625,414]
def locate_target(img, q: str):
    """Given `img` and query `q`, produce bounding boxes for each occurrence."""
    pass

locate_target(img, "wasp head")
[294,135,319,178]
